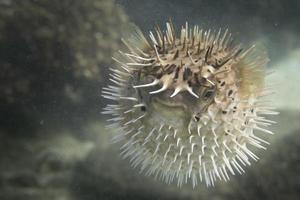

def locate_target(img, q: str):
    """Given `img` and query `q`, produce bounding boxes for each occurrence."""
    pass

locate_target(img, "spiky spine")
[102,21,277,187]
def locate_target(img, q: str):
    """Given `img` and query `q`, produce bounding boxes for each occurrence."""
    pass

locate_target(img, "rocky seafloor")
[0,0,299,199]
[0,110,299,200]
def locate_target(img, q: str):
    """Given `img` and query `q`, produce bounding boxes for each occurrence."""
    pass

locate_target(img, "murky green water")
[0,0,299,199]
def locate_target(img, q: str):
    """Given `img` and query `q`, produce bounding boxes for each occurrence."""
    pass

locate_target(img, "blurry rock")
[0,0,129,131]
[267,48,300,111]
[0,111,299,200]
[0,128,94,200]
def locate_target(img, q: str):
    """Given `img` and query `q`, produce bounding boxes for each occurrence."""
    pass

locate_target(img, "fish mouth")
[146,96,191,132]
[152,89,213,113]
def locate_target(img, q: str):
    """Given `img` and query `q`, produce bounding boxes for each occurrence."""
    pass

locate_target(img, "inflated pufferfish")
[102,21,277,187]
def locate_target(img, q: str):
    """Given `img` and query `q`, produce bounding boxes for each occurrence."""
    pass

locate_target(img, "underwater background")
[0,0,299,199]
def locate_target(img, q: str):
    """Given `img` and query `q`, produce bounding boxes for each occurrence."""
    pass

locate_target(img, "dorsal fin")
[121,23,151,55]
[236,43,269,98]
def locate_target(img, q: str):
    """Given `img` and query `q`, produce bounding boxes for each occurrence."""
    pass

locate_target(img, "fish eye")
[203,90,215,99]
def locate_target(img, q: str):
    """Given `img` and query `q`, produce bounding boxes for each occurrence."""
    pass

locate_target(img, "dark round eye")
[203,90,214,99]
[140,106,146,112]
[194,115,200,122]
